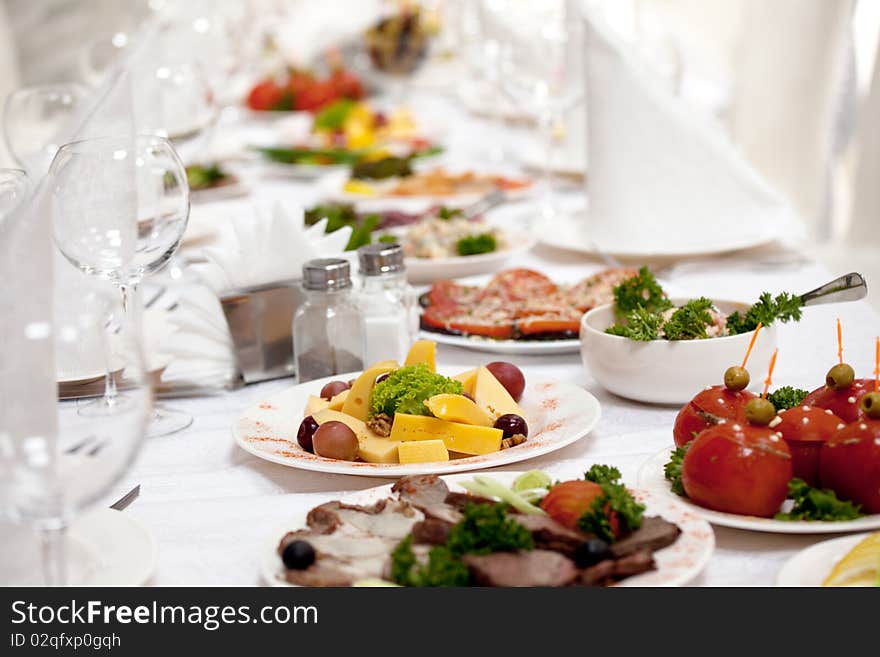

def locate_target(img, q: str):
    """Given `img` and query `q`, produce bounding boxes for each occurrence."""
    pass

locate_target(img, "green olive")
[745,398,777,425]
[724,366,750,392]
[826,363,855,390]
[860,392,880,419]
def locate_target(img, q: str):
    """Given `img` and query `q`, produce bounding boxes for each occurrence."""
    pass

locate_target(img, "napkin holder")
[219,279,305,384]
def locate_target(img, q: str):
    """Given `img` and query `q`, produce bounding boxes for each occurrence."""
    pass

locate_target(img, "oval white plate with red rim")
[261,471,715,587]
[233,370,600,477]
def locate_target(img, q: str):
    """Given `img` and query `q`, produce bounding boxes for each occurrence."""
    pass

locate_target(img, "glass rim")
[53,133,177,153]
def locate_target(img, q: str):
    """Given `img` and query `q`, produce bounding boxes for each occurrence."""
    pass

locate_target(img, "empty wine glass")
[2,83,89,174]
[498,0,584,223]
[0,168,29,220]
[49,134,193,436]
[0,283,151,585]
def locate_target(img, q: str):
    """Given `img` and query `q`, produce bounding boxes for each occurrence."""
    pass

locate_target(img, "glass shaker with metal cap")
[357,243,416,364]
[292,258,365,383]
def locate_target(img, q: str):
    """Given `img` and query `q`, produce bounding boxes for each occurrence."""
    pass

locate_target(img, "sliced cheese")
[305,395,331,416]
[341,360,398,421]
[474,366,524,420]
[313,409,369,436]
[452,368,478,396]
[398,439,449,464]
[389,413,502,455]
[328,389,349,411]
[425,393,493,427]
[403,340,436,372]
[359,436,400,464]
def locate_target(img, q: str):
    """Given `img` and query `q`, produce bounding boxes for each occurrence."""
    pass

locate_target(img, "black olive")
[573,538,612,568]
[281,540,316,570]
[375,373,390,385]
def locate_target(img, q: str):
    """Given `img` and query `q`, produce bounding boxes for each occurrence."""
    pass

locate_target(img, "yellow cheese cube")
[305,395,331,416]
[403,340,436,372]
[389,414,502,455]
[452,368,478,396]
[474,366,524,420]
[425,393,493,427]
[398,440,449,464]
[328,389,349,411]
[341,360,398,421]
[358,436,400,464]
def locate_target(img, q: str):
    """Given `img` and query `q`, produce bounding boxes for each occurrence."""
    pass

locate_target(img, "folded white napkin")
[582,14,803,255]
[190,200,352,294]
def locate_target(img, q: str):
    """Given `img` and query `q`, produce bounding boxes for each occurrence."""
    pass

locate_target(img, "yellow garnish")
[822,533,880,587]
[343,180,376,195]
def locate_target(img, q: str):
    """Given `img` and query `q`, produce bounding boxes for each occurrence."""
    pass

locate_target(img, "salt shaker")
[292,258,365,383]
[357,243,416,364]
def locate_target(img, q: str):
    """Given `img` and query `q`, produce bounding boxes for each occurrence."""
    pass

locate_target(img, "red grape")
[320,380,351,400]
[297,416,319,452]
[486,362,525,401]
[313,421,359,461]
[494,414,528,438]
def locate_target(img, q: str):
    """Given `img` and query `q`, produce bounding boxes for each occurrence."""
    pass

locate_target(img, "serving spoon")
[799,272,867,307]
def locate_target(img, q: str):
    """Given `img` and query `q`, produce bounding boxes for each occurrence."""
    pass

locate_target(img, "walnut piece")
[367,413,393,437]
[500,434,527,449]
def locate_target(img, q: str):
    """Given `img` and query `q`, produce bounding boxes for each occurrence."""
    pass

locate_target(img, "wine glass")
[2,83,89,174]
[49,134,193,436]
[0,283,151,585]
[497,0,584,223]
[0,168,29,219]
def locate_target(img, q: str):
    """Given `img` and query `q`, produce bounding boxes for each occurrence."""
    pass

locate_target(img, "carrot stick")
[762,348,779,399]
[874,336,879,393]
[741,322,763,368]
[837,318,843,365]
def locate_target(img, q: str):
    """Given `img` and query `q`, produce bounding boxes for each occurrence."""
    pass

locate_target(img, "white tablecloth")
[75,76,880,586]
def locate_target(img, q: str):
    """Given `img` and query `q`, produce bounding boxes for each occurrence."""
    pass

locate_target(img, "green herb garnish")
[664,442,692,497]
[612,266,672,315]
[369,364,462,417]
[254,146,361,165]
[766,386,809,411]
[456,233,497,256]
[437,206,463,220]
[303,203,380,251]
[377,234,398,244]
[186,164,226,190]
[775,478,862,521]
[726,292,804,336]
[351,155,413,180]
[605,307,664,341]
[663,297,715,341]
[390,503,533,587]
[390,537,471,587]
[579,466,645,542]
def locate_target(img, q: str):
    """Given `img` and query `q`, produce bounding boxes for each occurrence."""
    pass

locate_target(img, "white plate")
[423,331,581,355]
[261,471,714,587]
[638,449,880,534]
[190,177,251,203]
[776,534,874,586]
[0,508,158,586]
[536,210,778,259]
[404,231,536,285]
[520,147,587,178]
[234,370,600,477]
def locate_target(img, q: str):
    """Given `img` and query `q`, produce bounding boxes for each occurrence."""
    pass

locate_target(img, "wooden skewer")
[762,348,779,399]
[741,322,763,368]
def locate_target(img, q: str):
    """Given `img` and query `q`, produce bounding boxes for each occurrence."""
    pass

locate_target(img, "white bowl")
[579,298,778,405]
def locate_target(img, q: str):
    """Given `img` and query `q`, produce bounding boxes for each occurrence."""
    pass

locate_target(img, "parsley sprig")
[390,503,533,587]
[726,292,804,335]
[766,386,809,411]
[578,465,645,543]
[664,442,692,497]
[775,479,862,521]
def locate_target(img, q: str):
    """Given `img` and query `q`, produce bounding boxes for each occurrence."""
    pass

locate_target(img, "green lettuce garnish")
[369,364,462,417]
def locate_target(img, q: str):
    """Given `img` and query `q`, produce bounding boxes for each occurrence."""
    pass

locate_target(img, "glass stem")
[38,521,67,586]
[538,107,560,220]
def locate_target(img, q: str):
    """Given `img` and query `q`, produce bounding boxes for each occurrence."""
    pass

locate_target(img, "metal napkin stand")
[219,278,306,385]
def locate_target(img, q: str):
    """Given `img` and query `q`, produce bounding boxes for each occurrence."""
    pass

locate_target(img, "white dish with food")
[234,368,601,477]
[422,332,581,356]
[638,449,880,533]
[776,534,874,587]
[260,471,715,587]
[580,298,778,405]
